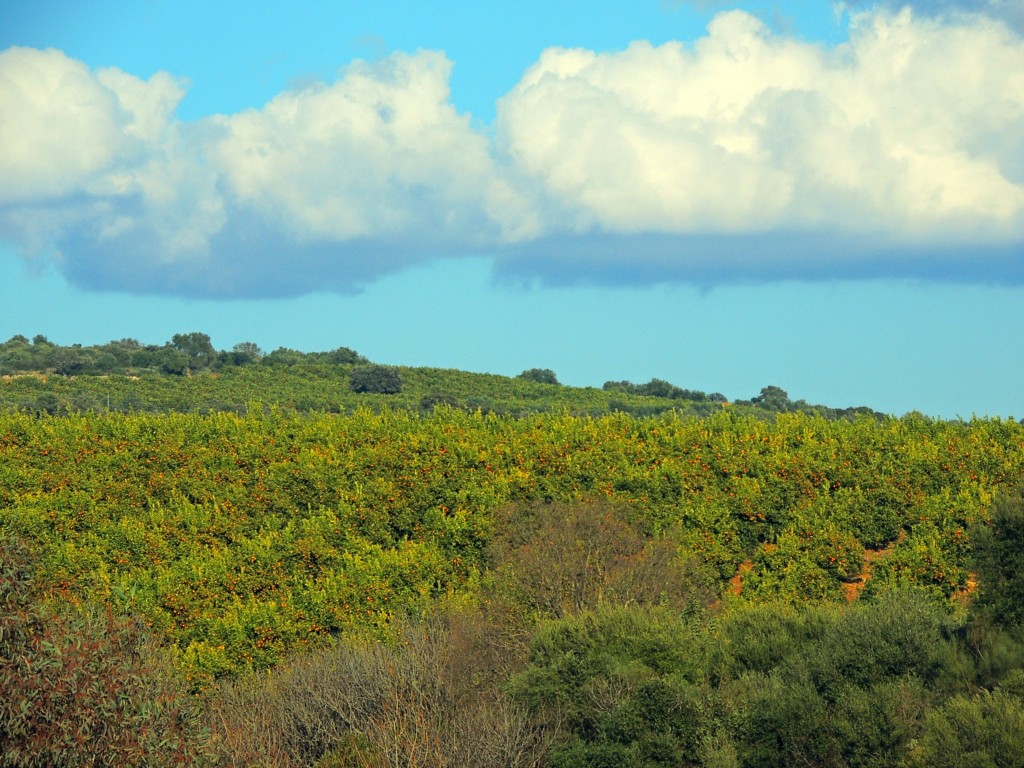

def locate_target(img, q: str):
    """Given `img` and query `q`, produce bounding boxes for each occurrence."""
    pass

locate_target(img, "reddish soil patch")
[841,531,915,603]
[951,572,979,608]
[842,545,893,602]
[728,560,754,596]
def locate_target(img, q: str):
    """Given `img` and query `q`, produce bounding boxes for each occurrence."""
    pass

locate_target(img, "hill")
[3,331,1022,767]
[0,332,883,420]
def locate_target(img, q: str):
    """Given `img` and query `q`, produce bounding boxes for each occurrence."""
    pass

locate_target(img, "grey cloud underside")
[58,212,448,299]
[845,0,1024,32]
[57,229,1024,300]
[496,234,1024,288]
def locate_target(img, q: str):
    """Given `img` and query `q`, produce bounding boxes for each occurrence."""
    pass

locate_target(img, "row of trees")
[2,334,884,420]
[604,378,727,403]
[0,334,367,377]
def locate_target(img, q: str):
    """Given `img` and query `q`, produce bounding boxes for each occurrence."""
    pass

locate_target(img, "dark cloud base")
[48,226,1024,300]
[57,215,454,300]
[494,232,1024,289]
[845,0,1024,33]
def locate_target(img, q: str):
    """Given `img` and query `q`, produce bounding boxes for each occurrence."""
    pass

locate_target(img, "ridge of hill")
[0,332,883,419]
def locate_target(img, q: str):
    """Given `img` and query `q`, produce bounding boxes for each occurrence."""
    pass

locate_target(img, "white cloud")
[497,8,1024,246]
[0,48,519,294]
[0,47,138,204]
[210,52,509,246]
[0,6,1022,296]
[0,46,224,270]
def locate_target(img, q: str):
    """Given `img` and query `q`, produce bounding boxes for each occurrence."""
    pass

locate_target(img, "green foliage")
[0,376,1023,765]
[908,688,1024,768]
[0,331,894,419]
[751,385,792,411]
[349,364,404,394]
[603,378,718,404]
[0,536,216,767]
[713,591,955,768]
[170,332,217,371]
[518,368,561,385]
[319,346,367,365]
[971,486,1024,631]
[507,606,703,768]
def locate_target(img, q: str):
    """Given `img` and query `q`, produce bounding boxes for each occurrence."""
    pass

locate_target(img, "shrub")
[209,612,550,768]
[517,368,560,385]
[971,486,1024,632]
[907,689,1024,768]
[488,500,715,621]
[0,536,215,767]
[507,606,703,768]
[349,365,403,394]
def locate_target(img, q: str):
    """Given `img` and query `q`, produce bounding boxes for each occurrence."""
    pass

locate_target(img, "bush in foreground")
[0,537,216,767]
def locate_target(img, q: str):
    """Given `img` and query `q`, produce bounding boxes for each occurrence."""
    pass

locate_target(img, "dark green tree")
[232,342,264,362]
[170,332,217,371]
[752,385,792,411]
[51,347,85,376]
[349,365,403,394]
[155,347,190,376]
[972,487,1024,632]
[517,368,560,385]
[262,347,307,366]
[322,346,367,365]
[636,378,679,398]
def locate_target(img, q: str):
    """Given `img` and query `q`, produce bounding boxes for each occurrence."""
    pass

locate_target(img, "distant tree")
[126,345,162,370]
[218,342,264,368]
[323,346,367,365]
[31,334,50,346]
[517,368,560,385]
[97,339,140,368]
[0,347,33,375]
[262,347,307,367]
[232,342,264,362]
[708,392,728,403]
[349,365,403,394]
[170,333,216,371]
[51,347,84,376]
[155,347,190,376]
[91,352,118,374]
[752,385,792,411]
[637,378,681,399]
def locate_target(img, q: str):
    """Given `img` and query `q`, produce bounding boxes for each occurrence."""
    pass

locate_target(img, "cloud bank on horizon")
[1,4,1022,297]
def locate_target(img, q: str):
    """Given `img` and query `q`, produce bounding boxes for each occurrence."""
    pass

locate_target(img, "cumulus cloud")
[1,5,1023,296]
[0,48,531,295]
[0,46,225,283]
[497,9,1024,244]
[210,52,511,246]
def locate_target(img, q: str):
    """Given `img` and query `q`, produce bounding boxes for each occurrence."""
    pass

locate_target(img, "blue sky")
[1,0,1022,418]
